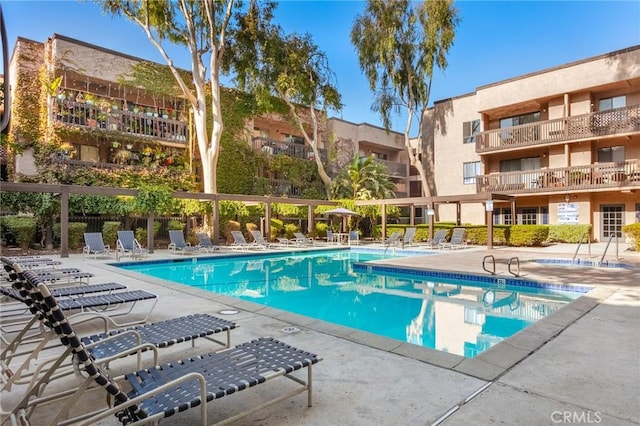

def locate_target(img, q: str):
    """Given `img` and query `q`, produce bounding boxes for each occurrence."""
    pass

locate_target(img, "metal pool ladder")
[600,234,619,264]
[572,232,591,262]
[482,255,495,275]
[507,257,520,277]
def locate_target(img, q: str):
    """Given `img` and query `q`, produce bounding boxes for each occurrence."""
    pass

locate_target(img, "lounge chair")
[402,227,417,247]
[326,230,338,245]
[196,232,219,252]
[383,231,401,247]
[439,227,468,250]
[116,230,149,261]
[2,264,236,394]
[169,230,200,255]
[230,230,261,250]
[348,231,360,246]
[82,232,112,258]
[420,229,448,249]
[294,232,315,246]
[276,236,294,246]
[250,229,273,248]
[7,272,321,426]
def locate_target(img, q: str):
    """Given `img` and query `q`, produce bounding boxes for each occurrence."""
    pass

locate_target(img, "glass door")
[600,205,624,240]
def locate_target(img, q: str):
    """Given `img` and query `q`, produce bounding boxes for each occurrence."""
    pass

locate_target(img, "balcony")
[251,137,327,163]
[379,159,408,178]
[476,104,640,153]
[476,160,640,194]
[52,99,189,145]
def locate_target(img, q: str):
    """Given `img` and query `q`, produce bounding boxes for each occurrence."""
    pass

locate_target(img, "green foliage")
[135,185,175,215]
[219,201,250,221]
[102,221,122,247]
[622,223,640,251]
[330,155,395,200]
[270,218,284,238]
[547,224,592,243]
[1,216,38,250]
[508,225,549,247]
[351,0,460,131]
[313,221,328,239]
[53,222,88,250]
[222,220,242,243]
[135,227,148,247]
[284,223,299,239]
[464,226,509,246]
[167,220,185,231]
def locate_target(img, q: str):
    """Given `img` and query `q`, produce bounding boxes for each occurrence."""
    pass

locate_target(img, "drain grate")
[281,326,300,334]
[219,309,239,315]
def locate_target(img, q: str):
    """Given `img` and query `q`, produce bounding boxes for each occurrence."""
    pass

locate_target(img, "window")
[463,120,481,144]
[499,112,540,128]
[372,152,388,161]
[599,95,626,111]
[493,208,512,225]
[463,161,481,184]
[499,157,541,172]
[597,146,625,163]
[517,207,539,225]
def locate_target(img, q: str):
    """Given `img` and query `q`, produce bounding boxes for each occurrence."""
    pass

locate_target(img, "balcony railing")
[251,137,327,163]
[52,99,188,144]
[476,104,640,152]
[379,159,407,178]
[476,160,640,194]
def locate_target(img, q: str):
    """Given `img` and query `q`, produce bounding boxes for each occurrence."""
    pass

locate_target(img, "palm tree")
[330,155,396,200]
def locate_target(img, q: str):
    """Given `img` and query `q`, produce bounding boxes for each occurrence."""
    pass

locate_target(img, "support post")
[60,186,69,258]
[147,211,155,254]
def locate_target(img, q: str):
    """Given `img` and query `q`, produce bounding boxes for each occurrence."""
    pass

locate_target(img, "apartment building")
[327,118,409,197]
[7,34,326,197]
[426,45,640,241]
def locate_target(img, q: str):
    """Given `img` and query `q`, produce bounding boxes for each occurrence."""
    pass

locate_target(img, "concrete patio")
[2,241,638,425]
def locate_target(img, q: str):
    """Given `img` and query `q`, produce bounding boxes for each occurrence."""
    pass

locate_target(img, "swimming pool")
[117,249,589,358]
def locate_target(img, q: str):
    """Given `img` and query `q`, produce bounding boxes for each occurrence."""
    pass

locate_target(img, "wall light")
[564,194,570,203]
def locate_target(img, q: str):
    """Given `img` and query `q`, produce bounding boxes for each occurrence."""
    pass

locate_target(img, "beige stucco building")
[425,45,640,241]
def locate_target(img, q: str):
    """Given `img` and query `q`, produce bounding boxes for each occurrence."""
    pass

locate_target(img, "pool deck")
[2,242,639,425]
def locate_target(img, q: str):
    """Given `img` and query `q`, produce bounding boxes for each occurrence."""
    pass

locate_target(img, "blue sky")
[3,1,639,133]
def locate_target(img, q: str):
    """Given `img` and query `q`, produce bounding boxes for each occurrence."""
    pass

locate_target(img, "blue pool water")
[118,249,589,358]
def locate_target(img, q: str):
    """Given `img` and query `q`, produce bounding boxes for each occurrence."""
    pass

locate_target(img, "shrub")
[135,227,147,247]
[622,223,640,251]
[167,219,185,231]
[222,220,241,243]
[547,224,592,243]
[270,218,284,237]
[53,222,88,250]
[508,225,549,247]
[102,221,121,247]
[313,222,328,238]
[1,216,37,250]
[284,223,299,239]
[464,225,509,245]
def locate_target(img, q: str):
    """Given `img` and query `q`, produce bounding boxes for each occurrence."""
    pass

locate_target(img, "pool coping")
[103,253,615,381]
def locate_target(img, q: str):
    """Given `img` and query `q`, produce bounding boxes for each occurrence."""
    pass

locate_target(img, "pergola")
[0,182,338,257]
[355,193,516,249]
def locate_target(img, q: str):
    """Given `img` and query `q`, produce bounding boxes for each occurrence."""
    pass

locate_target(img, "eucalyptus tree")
[330,155,395,200]
[232,10,342,196]
[351,0,460,197]
[100,0,277,195]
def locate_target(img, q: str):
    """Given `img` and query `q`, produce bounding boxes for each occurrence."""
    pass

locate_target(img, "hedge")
[622,223,640,251]
[547,224,592,243]
[102,221,121,247]
[1,216,37,250]
[53,222,88,250]
[508,225,549,247]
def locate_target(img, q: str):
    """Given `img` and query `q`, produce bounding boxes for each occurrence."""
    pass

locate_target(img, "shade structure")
[324,207,358,233]
[324,207,358,216]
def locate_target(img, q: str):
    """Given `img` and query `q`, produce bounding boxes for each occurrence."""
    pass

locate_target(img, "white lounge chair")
[231,231,262,250]
[249,230,273,248]
[82,232,111,258]
[421,229,448,249]
[439,228,468,250]
[348,231,360,246]
[196,232,220,253]
[116,230,149,261]
[294,232,315,246]
[402,227,417,247]
[168,230,200,255]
